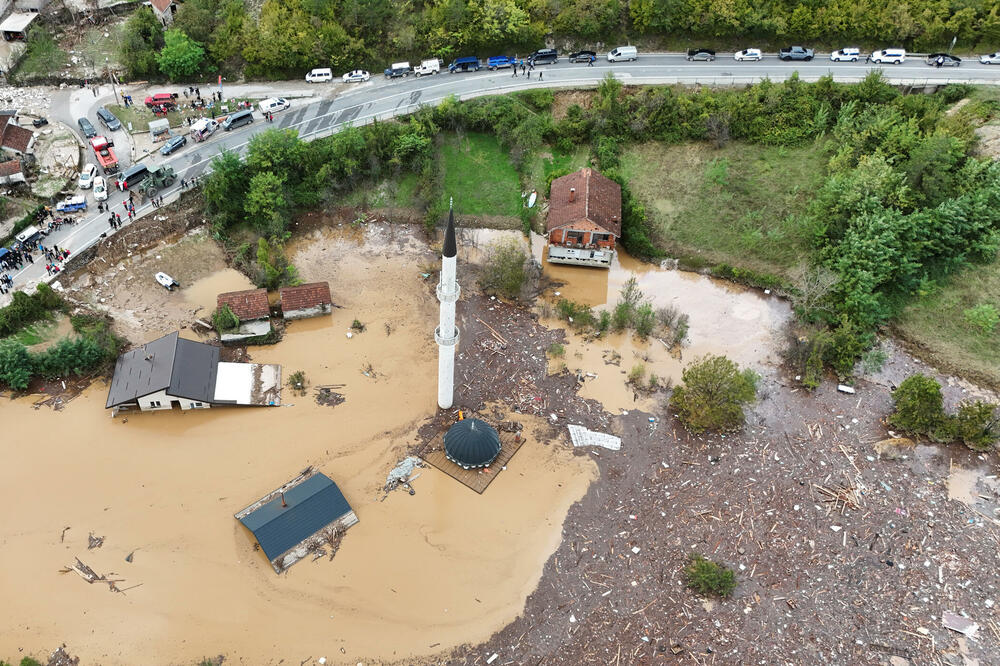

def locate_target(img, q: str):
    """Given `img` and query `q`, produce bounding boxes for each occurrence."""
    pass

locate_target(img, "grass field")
[107,96,257,134]
[621,141,826,277]
[526,144,591,195]
[439,133,522,216]
[341,174,420,208]
[893,256,1000,388]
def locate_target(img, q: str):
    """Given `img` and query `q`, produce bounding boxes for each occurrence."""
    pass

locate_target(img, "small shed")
[0,159,24,185]
[235,468,359,573]
[0,12,37,41]
[444,418,502,469]
[148,118,170,138]
[279,282,333,320]
[150,0,179,26]
[217,288,271,342]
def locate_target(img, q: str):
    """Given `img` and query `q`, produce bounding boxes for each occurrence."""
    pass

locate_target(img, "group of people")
[0,246,31,271]
[180,176,200,189]
[0,273,15,295]
[511,62,544,80]
[150,195,166,208]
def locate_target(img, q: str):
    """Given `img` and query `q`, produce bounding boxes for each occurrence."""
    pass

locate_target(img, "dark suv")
[528,48,558,65]
[96,107,121,131]
[77,117,97,138]
[569,50,597,63]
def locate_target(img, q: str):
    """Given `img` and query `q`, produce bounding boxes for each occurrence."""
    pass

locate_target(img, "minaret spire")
[435,198,460,409]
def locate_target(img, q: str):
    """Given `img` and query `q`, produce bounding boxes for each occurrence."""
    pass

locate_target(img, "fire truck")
[90,136,118,174]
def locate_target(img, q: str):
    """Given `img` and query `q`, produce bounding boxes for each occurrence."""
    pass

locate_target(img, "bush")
[888,374,945,435]
[963,304,999,335]
[949,401,999,451]
[547,342,565,357]
[555,299,597,329]
[634,303,656,338]
[671,314,690,347]
[685,554,736,598]
[0,339,33,390]
[288,370,307,395]
[670,355,758,433]
[350,319,366,332]
[628,363,646,385]
[0,284,63,338]
[212,304,240,332]
[478,238,528,299]
[824,315,869,378]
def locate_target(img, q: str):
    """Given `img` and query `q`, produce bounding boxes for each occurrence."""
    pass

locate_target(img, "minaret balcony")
[435,325,459,347]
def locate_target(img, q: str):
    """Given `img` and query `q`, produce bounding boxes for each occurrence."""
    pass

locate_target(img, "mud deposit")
[0,224,597,665]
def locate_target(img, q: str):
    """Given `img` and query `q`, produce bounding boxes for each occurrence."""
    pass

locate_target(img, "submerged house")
[546,168,622,268]
[216,288,272,342]
[279,282,333,320]
[235,468,359,573]
[105,331,281,415]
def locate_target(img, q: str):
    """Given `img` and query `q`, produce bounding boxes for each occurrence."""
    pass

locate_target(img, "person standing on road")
[512,67,518,78]
[526,70,531,79]
[589,56,595,66]
[538,71,543,81]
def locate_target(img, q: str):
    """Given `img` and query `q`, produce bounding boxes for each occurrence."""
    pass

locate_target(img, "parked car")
[93,176,108,202]
[569,50,597,63]
[487,55,516,70]
[927,53,962,67]
[449,56,481,73]
[31,117,48,127]
[144,92,178,109]
[305,67,333,83]
[77,163,98,189]
[223,110,254,131]
[96,107,121,131]
[734,48,762,61]
[342,69,371,83]
[830,47,860,62]
[414,59,441,76]
[871,48,906,64]
[383,61,412,78]
[160,135,187,155]
[686,48,716,61]
[980,52,1000,65]
[607,45,638,62]
[77,117,97,138]
[779,46,814,61]
[258,98,290,114]
[528,48,558,65]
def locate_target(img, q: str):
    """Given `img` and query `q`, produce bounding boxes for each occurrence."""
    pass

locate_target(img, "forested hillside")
[121,0,1000,79]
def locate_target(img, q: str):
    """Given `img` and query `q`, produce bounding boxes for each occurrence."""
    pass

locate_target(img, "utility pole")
[105,57,119,103]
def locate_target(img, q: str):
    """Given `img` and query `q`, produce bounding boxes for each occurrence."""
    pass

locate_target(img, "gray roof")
[105,331,220,408]
[0,13,38,33]
[238,474,353,562]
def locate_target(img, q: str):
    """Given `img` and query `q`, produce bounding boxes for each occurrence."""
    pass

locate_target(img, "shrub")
[547,342,565,357]
[350,319,366,332]
[963,304,999,335]
[0,340,33,390]
[669,355,758,432]
[888,374,946,435]
[685,554,736,598]
[478,238,528,300]
[288,370,307,395]
[949,401,999,451]
[656,305,678,328]
[824,315,869,378]
[212,304,240,332]
[671,314,690,347]
[597,310,611,333]
[628,363,646,385]
[861,345,888,374]
[555,299,597,329]
[634,303,656,338]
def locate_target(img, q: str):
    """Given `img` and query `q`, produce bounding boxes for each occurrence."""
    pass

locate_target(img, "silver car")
[980,52,1000,65]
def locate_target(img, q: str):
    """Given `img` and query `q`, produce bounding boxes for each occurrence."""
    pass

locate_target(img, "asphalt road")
[10,52,1000,297]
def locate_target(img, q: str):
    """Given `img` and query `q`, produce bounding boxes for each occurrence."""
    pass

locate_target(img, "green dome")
[444,418,501,469]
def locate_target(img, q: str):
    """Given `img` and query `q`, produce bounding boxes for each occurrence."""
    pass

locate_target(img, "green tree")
[156,29,206,80]
[950,401,1000,451]
[245,171,289,236]
[255,235,299,290]
[0,340,33,390]
[478,238,528,299]
[203,150,249,232]
[119,7,164,79]
[888,374,945,435]
[670,355,759,432]
[685,553,736,598]
[172,0,221,44]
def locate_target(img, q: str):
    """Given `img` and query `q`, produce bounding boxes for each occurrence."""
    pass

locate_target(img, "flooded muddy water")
[182,267,256,314]
[465,230,792,413]
[0,224,596,665]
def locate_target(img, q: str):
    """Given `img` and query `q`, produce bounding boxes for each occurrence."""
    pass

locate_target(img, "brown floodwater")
[182,267,256,314]
[0,224,597,665]
[466,230,792,413]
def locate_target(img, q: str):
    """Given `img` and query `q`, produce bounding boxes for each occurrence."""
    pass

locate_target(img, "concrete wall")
[137,389,212,411]
[220,318,271,343]
[282,303,331,320]
[547,244,615,268]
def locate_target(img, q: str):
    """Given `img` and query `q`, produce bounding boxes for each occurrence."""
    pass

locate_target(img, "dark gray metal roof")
[445,418,501,469]
[443,206,457,258]
[105,331,219,408]
[238,474,353,562]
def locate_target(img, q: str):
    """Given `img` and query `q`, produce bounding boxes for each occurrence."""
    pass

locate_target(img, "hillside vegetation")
[116,0,1000,80]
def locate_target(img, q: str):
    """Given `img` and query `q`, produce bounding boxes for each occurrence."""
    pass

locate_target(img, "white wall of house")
[283,304,332,320]
[137,389,212,411]
[219,318,271,343]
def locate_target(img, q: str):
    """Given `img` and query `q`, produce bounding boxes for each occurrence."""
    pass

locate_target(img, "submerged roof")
[279,282,332,311]
[237,473,353,562]
[547,168,622,236]
[105,332,219,408]
[218,288,270,321]
[445,418,501,469]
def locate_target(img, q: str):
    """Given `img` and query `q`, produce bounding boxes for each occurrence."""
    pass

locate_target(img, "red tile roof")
[0,123,33,154]
[280,282,332,312]
[0,160,22,176]
[217,288,270,321]
[547,168,622,236]
[150,0,174,12]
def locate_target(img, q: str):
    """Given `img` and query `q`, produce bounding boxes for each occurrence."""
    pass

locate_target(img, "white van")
[414,59,441,76]
[190,118,219,141]
[305,67,333,83]
[871,48,906,64]
[258,97,290,114]
[607,45,638,62]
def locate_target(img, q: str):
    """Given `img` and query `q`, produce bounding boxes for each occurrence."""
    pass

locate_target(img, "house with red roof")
[546,168,622,268]
[279,282,333,320]
[217,288,272,342]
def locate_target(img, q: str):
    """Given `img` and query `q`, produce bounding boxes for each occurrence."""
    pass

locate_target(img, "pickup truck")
[384,62,412,78]
[413,59,440,76]
[56,195,88,213]
[90,136,118,174]
[779,46,814,61]
[487,55,516,70]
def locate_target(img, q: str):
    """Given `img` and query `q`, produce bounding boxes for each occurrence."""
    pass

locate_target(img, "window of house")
[566,231,584,242]
[592,233,609,243]
[150,400,161,407]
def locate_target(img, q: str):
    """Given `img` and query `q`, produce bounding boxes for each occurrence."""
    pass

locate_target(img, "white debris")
[568,424,622,451]
[385,456,422,490]
[569,614,576,623]
[942,611,979,638]
[837,384,856,394]
[631,546,641,554]
[486,653,499,664]
[830,525,842,532]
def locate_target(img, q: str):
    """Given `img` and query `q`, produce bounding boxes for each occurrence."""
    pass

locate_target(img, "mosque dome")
[444,418,501,469]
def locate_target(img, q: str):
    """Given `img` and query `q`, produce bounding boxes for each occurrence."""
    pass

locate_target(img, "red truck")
[90,136,118,174]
